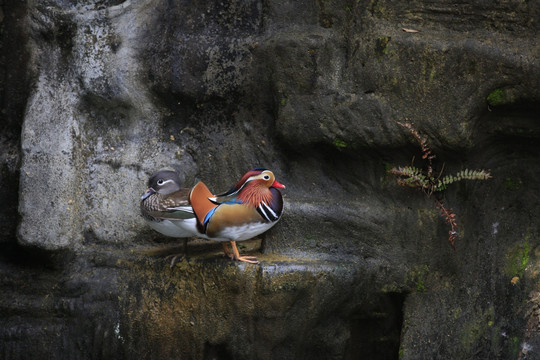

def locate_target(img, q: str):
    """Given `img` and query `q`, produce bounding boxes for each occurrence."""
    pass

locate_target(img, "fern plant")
[389,121,492,249]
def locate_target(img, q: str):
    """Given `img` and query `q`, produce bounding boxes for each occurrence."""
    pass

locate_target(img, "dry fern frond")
[397,121,436,175]
[435,200,457,250]
[389,120,492,250]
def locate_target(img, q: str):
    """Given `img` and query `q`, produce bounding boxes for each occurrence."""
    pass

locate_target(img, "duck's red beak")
[272,180,285,189]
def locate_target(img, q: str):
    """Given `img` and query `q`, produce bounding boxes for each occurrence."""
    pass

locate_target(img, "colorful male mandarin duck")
[190,167,285,264]
[140,168,285,264]
[140,170,195,265]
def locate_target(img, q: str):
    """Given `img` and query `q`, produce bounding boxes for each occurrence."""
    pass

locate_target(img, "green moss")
[381,283,401,293]
[509,336,521,358]
[503,177,522,191]
[416,280,425,292]
[406,264,429,292]
[459,306,495,352]
[487,89,504,106]
[486,88,518,107]
[429,69,436,82]
[375,36,391,57]
[380,162,395,188]
[505,236,531,278]
[333,138,348,149]
[520,241,531,271]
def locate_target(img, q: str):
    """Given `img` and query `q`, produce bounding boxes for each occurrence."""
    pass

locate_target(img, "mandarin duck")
[140,170,195,266]
[140,168,285,264]
[189,167,285,264]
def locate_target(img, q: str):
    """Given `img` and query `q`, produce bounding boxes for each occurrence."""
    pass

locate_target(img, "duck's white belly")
[213,221,277,242]
[145,218,195,238]
[147,217,279,242]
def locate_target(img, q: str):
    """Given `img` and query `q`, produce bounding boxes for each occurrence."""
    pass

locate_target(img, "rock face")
[1,0,539,359]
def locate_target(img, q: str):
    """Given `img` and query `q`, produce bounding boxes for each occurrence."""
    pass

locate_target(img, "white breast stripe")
[259,201,278,222]
[258,203,271,222]
[263,201,278,219]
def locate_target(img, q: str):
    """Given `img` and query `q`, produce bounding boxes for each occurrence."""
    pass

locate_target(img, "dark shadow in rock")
[0,242,74,271]
[345,292,404,360]
[204,342,233,360]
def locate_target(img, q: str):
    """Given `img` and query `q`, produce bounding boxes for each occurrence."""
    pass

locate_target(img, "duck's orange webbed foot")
[229,241,259,264]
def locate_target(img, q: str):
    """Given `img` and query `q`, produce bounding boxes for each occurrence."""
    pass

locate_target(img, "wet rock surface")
[1,0,539,359]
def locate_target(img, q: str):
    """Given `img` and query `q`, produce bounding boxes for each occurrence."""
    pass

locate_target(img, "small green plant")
[376,36,391,57]
[406,264,429,292]
[504,177,522,190]
[486,88,519,107]
[486,89,505,106]
[389,121,492,249]
[506,237,531,278]
[333,138,348,149]
[416,279,426,292]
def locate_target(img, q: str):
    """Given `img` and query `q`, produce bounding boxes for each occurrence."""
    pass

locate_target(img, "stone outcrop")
[1,0,538,358]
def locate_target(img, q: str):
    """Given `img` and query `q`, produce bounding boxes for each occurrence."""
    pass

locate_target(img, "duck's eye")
[157,179,165,186]
[263,174,270,180]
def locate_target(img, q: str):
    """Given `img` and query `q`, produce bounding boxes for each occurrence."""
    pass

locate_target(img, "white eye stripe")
[247,172,272,182]
[157,179,175,186]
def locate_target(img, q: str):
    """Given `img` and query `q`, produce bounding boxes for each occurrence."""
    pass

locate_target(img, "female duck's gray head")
[141,170,182,199]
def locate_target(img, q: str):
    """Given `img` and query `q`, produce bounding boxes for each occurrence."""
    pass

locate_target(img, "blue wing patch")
[204,207,218,225]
